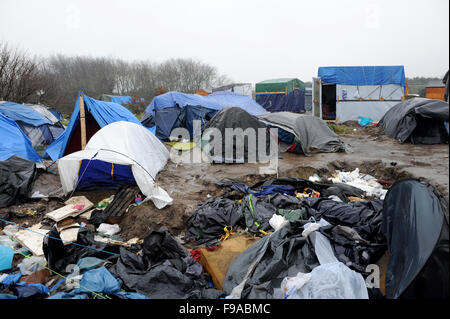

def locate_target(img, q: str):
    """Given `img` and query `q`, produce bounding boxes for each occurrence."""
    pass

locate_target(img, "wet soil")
[2,129,448,243]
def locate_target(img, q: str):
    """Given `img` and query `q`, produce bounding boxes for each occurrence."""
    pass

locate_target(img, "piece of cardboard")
[13,223,49,256]
[46,196,93,222]
[199,235,259,290]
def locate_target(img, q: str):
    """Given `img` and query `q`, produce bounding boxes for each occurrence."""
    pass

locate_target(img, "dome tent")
[57,121,172,209]
[199,107,278,163]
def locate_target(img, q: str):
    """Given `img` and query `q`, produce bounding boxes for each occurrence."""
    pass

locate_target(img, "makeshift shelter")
[0,102,64,147]
[199,107,278,163]
[255,78,306,113]
[0,112,42,162]
[313,66,406,122]
[45,92,142,161]
[425,80,446,101]
[98,95,139,105]
[212,83,253,97]
[377,98,449,144]
[382,179,449,299]
[0,156,37,208]
[57,121,172,209]
[140,91,268,140]
[257,112,346,155]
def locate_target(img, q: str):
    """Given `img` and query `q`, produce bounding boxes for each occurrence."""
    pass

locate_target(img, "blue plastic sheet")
[358,116,373,127]
[318,66,406,90]
[0,245,14,271]
[48,292,89,299]
[256,89,305,113]
[0,294,17,299]
[0,102,52,127]
[73,266,121,295]
[0,113,42,162]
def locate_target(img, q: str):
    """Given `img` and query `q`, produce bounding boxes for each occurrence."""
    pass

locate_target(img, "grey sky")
[1,0,448,84]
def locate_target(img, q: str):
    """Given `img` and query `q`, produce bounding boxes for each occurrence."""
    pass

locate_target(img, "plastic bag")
[358,116,373,127]
[0,245,14,271]
[97,223,121,236]
[269,214,288,231]
[18,256,47,275]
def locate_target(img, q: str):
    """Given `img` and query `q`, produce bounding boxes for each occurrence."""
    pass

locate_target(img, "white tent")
[58,121,172,209]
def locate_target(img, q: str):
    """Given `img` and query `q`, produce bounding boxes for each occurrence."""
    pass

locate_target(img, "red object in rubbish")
[72,205,86,210]
[312,191,320,198]
[377,179,392,185]
[190,249,202,262]
[205,246,218,251]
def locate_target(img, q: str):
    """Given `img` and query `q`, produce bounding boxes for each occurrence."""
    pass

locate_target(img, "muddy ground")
[2,125,448,243]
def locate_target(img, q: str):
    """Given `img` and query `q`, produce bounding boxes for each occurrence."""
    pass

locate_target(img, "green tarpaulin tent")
[255,78,305,94]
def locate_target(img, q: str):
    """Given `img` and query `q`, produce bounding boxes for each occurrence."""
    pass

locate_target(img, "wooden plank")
[46,196,93,222]
[79,93,86,149]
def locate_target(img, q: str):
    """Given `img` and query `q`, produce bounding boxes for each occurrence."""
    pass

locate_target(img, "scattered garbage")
[0,245,14,271]
[329,168,388,199]
[97,224,121,236]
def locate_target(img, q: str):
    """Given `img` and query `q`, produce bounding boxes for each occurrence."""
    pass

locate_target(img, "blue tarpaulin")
[256,89,305,113]
[142,91,268,140]
[45,92,143,161]
[318,66,406,90]
[0,102,53,127]
[0,113,42,162]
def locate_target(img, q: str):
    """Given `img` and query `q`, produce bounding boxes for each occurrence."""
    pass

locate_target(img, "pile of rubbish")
[1,167,448,299]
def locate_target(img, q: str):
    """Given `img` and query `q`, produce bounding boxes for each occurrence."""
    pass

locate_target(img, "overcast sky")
[1,0,448,84]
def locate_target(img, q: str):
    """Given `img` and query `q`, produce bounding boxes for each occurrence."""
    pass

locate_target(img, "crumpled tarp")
[184,197,241,245]
[0,156,37,208]
[109,227,223,299]
[222,221,319,299]
[382,178,449,299]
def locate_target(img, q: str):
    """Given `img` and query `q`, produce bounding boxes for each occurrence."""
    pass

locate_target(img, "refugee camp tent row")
[0,101,65,147]
[378,98,449,144]
[45,92,143,161]
[312,66,407,123]
[255,78,306,113]
[140,91,268,140]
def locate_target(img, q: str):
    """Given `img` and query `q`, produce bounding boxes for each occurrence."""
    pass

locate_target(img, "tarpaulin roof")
[0,102,53,127]
[318,66,406,89]
[0,112,42,162]
[145,91,268,116]
[255,78,306,93]
[45,92,142,161]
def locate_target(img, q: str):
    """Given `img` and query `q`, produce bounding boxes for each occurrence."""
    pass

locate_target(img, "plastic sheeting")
[0,113,42,162]
[280,262,368,299]
[382,179,449,299]
[258,112,346,155]
[184,197,241,245]
[336,101,400,123]
[57,121,172,209]
[0,102,53,127]
[0,156,37,208]
[318,66,406,90]
[256,89,305,113]
[223,221,319,299]
[378,98,449,144]
[109,227,223,299]
[45,92,142,161]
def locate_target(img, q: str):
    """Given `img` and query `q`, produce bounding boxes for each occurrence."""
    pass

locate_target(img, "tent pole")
[79,93,87,149]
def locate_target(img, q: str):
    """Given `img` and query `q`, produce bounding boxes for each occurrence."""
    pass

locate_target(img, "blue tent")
[45,92,143,161]
[318,66,406,90]
[0,113,42,162]
[0,102,53,126]
[141,91,268,140]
